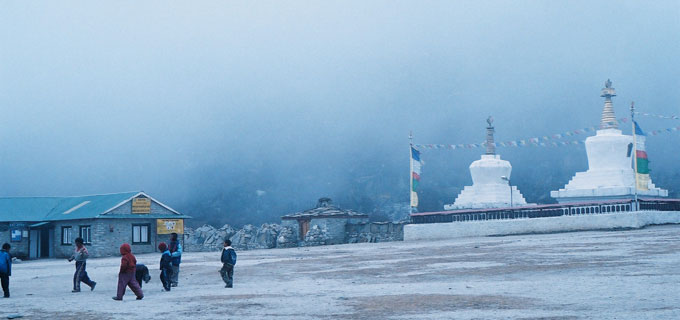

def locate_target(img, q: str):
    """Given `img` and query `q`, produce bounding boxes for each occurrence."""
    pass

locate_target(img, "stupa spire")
[600,79,618,129]
[485,116,495,155]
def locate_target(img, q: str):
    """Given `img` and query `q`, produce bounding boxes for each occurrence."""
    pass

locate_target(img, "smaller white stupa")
[444,117,529,210]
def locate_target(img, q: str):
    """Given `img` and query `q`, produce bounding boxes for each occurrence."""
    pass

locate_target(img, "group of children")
[0,233,237,300]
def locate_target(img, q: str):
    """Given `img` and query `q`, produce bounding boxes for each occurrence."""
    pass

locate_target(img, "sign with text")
[157,219,183,234]
[9,223,26,229]
[132,197,151,214]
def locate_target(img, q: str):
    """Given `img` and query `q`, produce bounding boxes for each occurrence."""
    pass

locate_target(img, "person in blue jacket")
[0,243,12,298]
[168,232,182,287]
[220,239,237,288]
[158,242,173,291]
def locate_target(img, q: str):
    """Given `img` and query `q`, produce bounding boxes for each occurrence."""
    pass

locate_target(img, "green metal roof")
[0,191,188,222]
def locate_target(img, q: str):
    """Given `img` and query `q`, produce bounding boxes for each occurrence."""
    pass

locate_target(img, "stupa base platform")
[551,186,668,203]
[407,199,680,241]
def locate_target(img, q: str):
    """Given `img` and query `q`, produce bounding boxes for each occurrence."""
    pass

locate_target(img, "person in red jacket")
[112,243,144,301]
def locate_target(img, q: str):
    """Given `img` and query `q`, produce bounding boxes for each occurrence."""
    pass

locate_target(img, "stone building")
[280,198,369,246]
[0,191,190,259]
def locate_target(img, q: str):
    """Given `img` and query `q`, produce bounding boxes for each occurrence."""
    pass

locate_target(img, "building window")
[80,225,91,244]
[61,226,72,245]
[132,224,150,244]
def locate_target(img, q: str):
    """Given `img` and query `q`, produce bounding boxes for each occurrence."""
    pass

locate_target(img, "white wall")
[404,211,680,241]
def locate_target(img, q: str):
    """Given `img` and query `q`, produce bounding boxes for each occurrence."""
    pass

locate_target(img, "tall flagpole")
[409,131,413,216]
[631,101,639,210]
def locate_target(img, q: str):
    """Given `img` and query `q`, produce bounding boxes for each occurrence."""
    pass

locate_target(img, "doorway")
[40,228,50,258]
[29,225,53,259]
[29,230,39,259]
[299,220,309,240]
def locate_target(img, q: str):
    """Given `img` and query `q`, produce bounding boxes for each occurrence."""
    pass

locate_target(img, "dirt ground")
[1,224,679,319]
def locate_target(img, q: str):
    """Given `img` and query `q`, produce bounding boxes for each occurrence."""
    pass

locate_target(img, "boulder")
[301,224,329,246]
[185,224,237,251]
[248,223,281,249]
[276,226,298,248]
[230,224,257,250]
[203,224,236,250]
[184,225,215,251]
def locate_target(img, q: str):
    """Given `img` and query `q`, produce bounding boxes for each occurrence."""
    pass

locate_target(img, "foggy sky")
[1,1,679,222]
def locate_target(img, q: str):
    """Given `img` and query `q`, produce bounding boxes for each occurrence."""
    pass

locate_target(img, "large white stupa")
[550,80,668,203]
[444,117,529,210]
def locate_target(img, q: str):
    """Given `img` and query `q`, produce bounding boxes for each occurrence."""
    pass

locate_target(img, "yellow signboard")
[132,198,151,214]
[157,219,184,234]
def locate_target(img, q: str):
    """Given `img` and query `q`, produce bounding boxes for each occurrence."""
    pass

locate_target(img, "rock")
[185,224,237,251]
[204,224,236,250]
[248,224,281,249]
[276,226,298,248]
[301,225,329,246]
[229,224,282,250]
[230,224,257,250]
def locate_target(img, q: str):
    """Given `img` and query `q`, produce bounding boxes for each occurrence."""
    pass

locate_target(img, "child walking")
[158,242,173,291]
[68,237,96,292]
[0,243,12,298]
[220,240,237,288]
[112,243,143,301]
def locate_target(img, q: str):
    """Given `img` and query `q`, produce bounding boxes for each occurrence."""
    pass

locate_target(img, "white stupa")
[550,80,668,203]
[444,117,529,210]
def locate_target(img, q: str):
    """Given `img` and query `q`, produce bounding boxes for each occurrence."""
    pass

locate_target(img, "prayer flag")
[410,146,421,207]
[634,121,650,190]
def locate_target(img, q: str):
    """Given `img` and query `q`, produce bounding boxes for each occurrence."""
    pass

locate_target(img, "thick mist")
[1,1,679,227]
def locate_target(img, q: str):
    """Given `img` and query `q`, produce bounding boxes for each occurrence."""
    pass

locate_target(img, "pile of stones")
[185,223,284,251]
[301,225,330,246]
[184,220,403,251]
[184,224,236,251]
[276,226,297,248]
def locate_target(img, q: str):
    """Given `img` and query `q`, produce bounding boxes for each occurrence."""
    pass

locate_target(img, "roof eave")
[100,191,182,216]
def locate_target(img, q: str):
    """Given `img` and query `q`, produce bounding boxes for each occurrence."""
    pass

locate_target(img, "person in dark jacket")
[158,242,173,291]
[112,243,143,301]
[135,264,151,288]
[168,232,182,287]
[220,240,237,288]
[0,243,12,298]
[68,237,96,292]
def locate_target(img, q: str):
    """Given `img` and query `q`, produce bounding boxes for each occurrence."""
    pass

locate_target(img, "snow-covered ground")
[2,225,680,319]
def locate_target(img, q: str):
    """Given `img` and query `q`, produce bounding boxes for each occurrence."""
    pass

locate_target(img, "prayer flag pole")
[409,131,413,216]
[631,102,639,209]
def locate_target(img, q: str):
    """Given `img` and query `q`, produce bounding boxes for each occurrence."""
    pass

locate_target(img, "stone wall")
[346,222,406,243]
[308,218,346,245]
[185,220,405,251]
[280,220,299,240]
[404,210,680,241]
[184,224,236,252]
[185,224,282,251]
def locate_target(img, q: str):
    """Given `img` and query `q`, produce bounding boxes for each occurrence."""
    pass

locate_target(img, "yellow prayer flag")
[410,191,418,207]
[636,174,650,191]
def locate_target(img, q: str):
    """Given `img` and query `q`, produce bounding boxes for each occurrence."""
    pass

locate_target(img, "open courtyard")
[1,224,679,319]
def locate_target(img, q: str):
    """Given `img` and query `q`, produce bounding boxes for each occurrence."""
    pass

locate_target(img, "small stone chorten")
[444,117,529,210]
[550,80,668,202]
